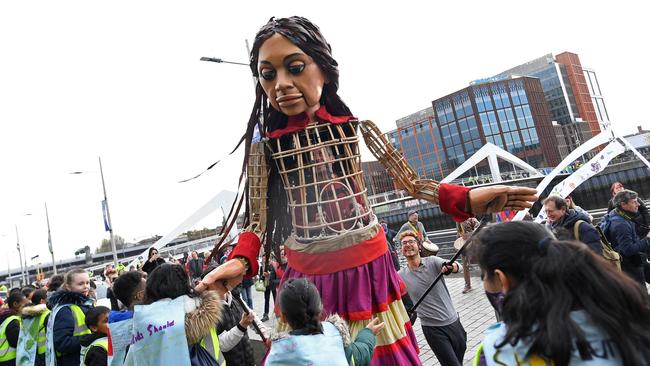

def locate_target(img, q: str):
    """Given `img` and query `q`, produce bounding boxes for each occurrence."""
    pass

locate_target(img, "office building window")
[508,79,528,106]
[435,100,454,125]
[473,86,493,113]
[491,83,511,109]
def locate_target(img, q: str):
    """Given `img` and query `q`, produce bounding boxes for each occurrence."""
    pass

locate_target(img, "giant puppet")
[198,17,537,365]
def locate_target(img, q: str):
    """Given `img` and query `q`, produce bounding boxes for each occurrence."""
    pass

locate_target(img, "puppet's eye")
[288,64,305,75]
[260,69,276,80]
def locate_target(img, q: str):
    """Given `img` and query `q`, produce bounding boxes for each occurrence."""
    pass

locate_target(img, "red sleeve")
[438,183,472,222]
[275,263,285,279]
[228,232,262,279]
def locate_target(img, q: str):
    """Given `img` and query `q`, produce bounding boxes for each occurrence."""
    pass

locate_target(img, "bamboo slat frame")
[359,120,440,204]
[270,121,372,241]
[247,141,268,235]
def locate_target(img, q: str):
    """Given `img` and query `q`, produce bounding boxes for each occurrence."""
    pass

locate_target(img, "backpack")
[574,220,621,271]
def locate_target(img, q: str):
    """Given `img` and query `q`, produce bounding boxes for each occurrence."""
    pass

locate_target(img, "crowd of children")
[0,269,108,366]
[0,253,386,366]
[2,210,649,366]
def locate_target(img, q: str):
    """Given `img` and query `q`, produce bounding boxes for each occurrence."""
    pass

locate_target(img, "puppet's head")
[248,16,351,131]
[214,17,354,263]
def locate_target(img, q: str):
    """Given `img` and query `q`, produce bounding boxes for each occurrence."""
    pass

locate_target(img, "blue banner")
[102,199,111,231]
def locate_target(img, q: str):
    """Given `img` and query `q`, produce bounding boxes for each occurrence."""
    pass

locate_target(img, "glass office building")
[388,107,448,181]
[386,76,560,183]
[492,52,606,137]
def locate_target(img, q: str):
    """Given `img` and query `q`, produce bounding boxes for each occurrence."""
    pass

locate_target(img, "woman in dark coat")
[141,248,165,274]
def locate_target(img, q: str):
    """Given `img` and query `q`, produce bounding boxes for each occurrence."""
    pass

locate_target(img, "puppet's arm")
[196,142,268,291]
[360,119,455,209]
[359,120,536,221]
[247,141,268,237]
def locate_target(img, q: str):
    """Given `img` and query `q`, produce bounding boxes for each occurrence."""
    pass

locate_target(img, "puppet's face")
[258,33,326,119]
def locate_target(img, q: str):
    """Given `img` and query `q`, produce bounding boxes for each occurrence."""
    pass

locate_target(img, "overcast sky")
[1,1,648,275]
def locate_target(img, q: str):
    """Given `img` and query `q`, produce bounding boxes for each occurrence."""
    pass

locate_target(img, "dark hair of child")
[85,306,110,330]
[278,278,323,335]
[475,220,650,366]
[7,292,26,309]
[144,263,194,304]
[31,289,48,305]
[112,271,145,308]
[47,274,64,292]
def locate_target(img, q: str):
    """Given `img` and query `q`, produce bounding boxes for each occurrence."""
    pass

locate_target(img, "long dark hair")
[144,263,194,304]
[475,221,650,366]
[279,278,323,335]
[148,247,158,259]
[212,16,353,262]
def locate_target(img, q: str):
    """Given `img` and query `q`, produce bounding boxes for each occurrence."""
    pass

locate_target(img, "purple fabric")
[277,250,422,365]
[278,251,403,319]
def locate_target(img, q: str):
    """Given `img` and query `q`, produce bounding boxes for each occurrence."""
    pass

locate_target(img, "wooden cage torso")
[268,120,375,242]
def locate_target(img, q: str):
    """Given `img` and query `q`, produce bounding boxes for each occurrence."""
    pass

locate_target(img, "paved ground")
[247,270,494,366]
[416,274,494,366]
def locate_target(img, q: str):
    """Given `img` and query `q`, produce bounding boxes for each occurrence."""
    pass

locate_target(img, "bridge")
[2,200,644,287]
[372,159,649,230]
[0,234,223,287]
[3,158,646,287]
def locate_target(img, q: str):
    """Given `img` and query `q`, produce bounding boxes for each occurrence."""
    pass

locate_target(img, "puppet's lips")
[276,94,302,106]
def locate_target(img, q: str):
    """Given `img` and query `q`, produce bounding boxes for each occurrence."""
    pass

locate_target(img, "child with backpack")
[264,278,384,366]
[17,289,50,366]
[46,268,94,366]
[122,263,224,365]
[79,307,108,366]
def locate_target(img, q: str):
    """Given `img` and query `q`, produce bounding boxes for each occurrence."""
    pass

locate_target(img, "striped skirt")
[280,228,421,366]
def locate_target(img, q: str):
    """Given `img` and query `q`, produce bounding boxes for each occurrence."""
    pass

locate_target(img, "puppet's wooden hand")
[195,259,245,293]
[468,185,537,214]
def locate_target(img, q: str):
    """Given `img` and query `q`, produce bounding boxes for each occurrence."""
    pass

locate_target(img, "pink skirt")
[277,250,422,366]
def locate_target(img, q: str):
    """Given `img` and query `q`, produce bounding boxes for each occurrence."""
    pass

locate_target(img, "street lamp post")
[201,40,256,88]
[199,57,248,66]
[99,157,119,269]
[14,212,34,285]
[71,157,119,269]
[45,202,57,275]
[201,41,261,137]
[15,225,25,285]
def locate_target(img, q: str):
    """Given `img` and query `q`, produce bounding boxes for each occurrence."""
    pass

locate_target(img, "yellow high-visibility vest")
[199,326,226,366]
[0,315,21,362]
[82,337,108,366]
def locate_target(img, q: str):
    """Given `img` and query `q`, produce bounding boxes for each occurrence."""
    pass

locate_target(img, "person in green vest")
[17,289,50,366]
[79,306,108,366]
[46,268,93,366]
[0,292,30,366]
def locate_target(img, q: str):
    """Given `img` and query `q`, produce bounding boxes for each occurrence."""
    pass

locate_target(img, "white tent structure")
[126,189,237,269]
[515,124,650,221]
[441,142,542,184]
